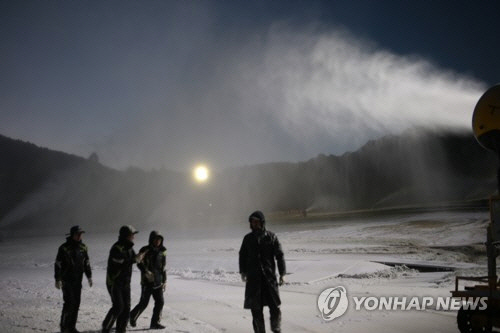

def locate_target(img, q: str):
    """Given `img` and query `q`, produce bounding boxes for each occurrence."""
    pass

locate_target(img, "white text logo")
[317,286,349,321]
[318,286,488,322]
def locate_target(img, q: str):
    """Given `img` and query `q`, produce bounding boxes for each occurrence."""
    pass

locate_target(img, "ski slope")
[0,210,489,332]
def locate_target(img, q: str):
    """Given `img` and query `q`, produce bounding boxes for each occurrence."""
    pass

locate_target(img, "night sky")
[2,1,499,171]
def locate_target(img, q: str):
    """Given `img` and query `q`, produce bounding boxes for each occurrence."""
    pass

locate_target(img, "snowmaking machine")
[452,84,500,332]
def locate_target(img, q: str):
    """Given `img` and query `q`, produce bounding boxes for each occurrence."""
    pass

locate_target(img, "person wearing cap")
[102,225,144,333]
[129,230,167,329]
[54,225,92,333]
[239,211,286,333]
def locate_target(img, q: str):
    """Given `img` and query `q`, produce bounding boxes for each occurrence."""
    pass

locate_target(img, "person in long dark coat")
[129,230,167,329]
[55,225,92,333]
[239,211,286,333]
[102,225,143,333]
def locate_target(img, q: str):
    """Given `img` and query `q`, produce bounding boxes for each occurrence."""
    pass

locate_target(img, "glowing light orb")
[193,165,209,183]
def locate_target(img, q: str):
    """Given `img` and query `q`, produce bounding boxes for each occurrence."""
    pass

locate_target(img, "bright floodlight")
[194,165,209,183]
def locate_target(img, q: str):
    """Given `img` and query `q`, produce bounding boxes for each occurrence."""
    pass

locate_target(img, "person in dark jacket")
[129,230,167,329]
[55,225,92,333]
[239,211,286,333]
[102,225,144,333]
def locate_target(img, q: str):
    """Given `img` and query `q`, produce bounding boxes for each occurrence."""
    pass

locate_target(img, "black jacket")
[55,237,92,283]
[137,231,167,288]
[239,229,286,309]
[106,237,136,288]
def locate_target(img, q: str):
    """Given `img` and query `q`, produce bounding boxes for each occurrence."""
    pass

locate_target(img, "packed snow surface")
[0,211,491,332]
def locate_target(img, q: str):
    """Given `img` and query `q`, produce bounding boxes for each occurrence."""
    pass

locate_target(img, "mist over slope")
[0,129,496,235]
[0,135,182,234]
[210,128,497,215]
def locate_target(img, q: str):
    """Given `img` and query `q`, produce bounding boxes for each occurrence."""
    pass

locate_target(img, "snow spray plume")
[91,24,485,171]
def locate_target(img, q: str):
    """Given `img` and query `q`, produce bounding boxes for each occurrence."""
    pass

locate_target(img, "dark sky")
[1,1,498,171]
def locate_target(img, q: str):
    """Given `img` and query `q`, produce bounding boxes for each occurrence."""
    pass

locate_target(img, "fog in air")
[1,2,499,332]
[60,26,485,171]
[1,2,487,172]
[1,1,490,235]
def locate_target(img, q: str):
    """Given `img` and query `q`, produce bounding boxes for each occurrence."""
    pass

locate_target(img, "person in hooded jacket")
[55,225,92,333]
[239,211,286,333]
[129,230,167,329]
[102,225,144,333]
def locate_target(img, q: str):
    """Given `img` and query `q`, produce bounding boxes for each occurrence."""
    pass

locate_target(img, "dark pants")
[251,305,281,333]
[130,285,164,326]
[60,282,82,332]
[250,278,281,333]
[102,283,131,333]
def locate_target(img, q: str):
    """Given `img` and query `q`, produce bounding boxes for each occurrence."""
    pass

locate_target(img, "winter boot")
[150,323,166,329]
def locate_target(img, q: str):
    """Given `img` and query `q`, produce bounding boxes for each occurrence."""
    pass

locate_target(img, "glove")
[136,249,148,263]
[279,275,285,286]
[145,270,154,283]
[88,277,93,287]
[55,280,62,289]
[241,273,247,282]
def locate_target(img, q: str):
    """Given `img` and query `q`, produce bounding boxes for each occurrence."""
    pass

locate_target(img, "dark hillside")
[0,129,497,235]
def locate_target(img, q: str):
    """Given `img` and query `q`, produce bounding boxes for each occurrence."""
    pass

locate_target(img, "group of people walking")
[55,225,167,333]
[54,210,286,333]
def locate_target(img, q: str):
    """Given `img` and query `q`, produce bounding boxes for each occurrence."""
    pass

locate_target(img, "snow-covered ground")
[0,210,491,333]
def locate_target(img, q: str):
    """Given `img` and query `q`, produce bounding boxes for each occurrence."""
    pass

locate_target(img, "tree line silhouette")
[0,129,496,235]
